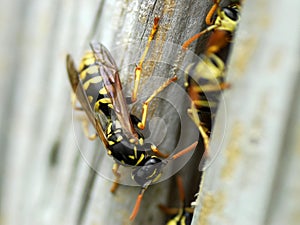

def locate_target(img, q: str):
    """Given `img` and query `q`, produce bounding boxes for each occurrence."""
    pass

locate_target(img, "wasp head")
[131,156,166,187]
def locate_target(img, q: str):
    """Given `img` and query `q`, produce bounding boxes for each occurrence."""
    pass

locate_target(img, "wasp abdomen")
[185,53,225,117]
[105,120,147,166]
[78,52,113,119]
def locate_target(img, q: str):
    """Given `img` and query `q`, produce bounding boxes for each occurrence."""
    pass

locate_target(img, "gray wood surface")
[191,0,300,225]
[0,1,213,225]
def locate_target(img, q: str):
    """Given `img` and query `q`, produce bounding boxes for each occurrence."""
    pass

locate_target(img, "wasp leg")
[137,76,178,130]
[82,119,98,140]
[159,175,194,219]
[220,82,231,90]
[171,141,198,160]
[151,145,169,158]
[159,176,185,215]
[132,17,160,102]
[199,82,231,93]
[158,204,180,215]
[188,105,210,156]
[72,94,98,140]
[71,93,84,111]
[110,163,121,193]
[160,204,194,214]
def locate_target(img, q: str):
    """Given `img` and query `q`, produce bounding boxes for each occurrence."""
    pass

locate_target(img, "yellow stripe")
[194,100,217,108]
[129,155,135,160]
[94,98,112,110]
[87,96,93,102]
[147,168,157,179]
[135,154,145,166]
[83,76,102,90]
[107,122,112,135]
[79,57,95,71]
[94,101,100,110]
[134,146,137,158]
[99,98,112,104]
[80,65,99,80]
[99,87,107,95]
[116,136,123,142]
[79,53,95,70]
[139,138,144,145]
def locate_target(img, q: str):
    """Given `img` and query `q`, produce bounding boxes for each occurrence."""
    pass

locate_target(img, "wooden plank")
[0,0,219,225]
[191,0,300,224]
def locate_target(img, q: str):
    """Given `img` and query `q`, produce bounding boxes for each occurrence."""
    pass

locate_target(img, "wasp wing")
[89,41,137,140]
[66,54,109,148]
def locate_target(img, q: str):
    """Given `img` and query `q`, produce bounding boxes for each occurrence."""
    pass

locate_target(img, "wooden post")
[192,0,300,225]
[0,1,217,225]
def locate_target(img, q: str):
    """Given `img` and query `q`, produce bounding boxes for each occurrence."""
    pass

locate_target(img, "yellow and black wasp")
[66,17,197,221]
[182,0,241,155]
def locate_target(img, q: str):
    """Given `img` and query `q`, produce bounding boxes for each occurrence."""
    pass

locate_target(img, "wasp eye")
[223,7,239,21]
[131,157,163,186]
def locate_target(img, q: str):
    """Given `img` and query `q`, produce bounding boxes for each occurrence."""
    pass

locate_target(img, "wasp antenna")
[182,31,205,50]
[206,0,220,25]
[129,188,146,221]
[182,25,218,50]
[171,141,198,160]
[182,0,222,50]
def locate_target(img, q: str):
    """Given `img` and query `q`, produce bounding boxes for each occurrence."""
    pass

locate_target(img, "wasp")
[66,17,197,221]
[182,0,241,154]
[159,176,194,225]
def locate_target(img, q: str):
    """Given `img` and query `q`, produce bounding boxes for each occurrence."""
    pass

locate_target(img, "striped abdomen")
[78,52,113,119]
[185,53,225,135]
[105,120,149,166]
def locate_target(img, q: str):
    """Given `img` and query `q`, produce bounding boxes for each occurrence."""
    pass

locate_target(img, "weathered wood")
[192,0,300,225]
[0,1,217,225]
